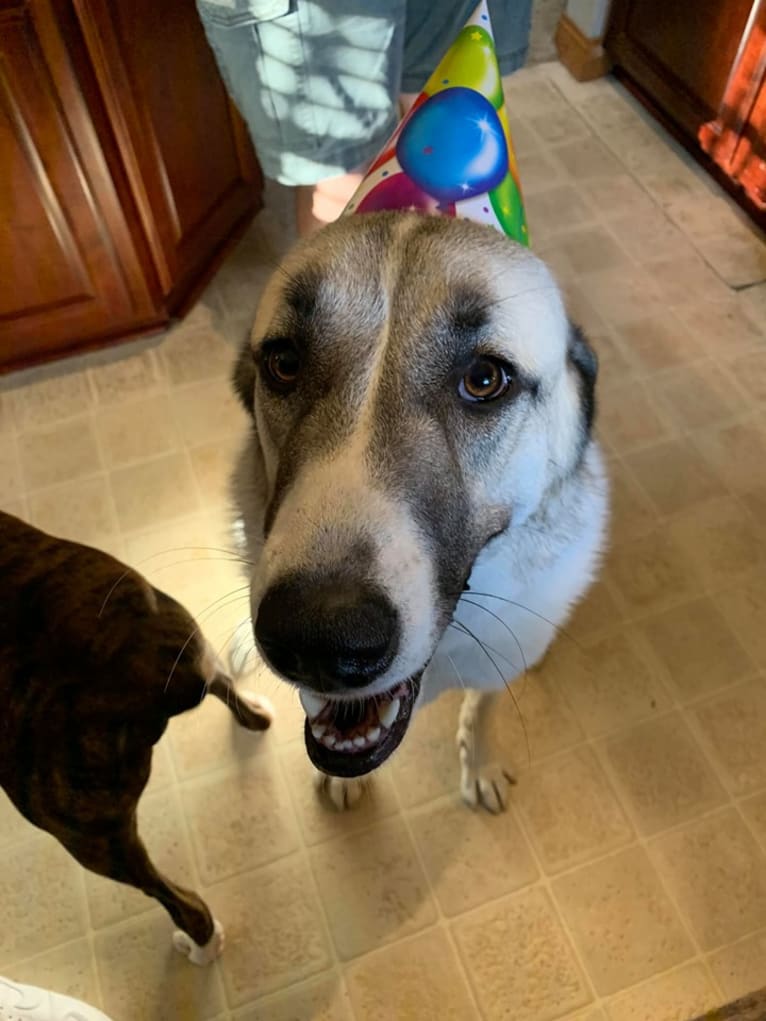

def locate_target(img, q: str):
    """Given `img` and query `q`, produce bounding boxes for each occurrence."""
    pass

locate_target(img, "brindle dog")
[0,510,272,965]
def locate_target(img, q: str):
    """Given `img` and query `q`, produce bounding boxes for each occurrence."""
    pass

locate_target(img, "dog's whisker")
[162,544,253,563]
[194,588,251,626]
[445,652,467,691]
[210,618,256,716]
[464,591,584,651]
[458,596,531,708]
[269,255,309,289]
[99,546,253,617]
[447,623,531,722]
[447,623,522,676]
[484,283,559,311]
[451,617,531,766]
[165,588,251,695]
[165,625,201,695]
[445,652,479,775]
[459,596,529,679]
[134,544,253,571]
[98,567,135,618]
[144,556,249,582]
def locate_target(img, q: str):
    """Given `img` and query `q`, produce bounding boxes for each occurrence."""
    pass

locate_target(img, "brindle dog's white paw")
[461,764,516,814]
[237,691,275,729]
[172,918,225,966]
[313,770,367,811]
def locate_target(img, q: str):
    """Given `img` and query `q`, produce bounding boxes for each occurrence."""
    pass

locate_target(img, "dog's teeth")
[353,735,366,748]
[378,698,400,729]
[311,723,327,740]
[366,726,381,744]
[322,734,336,748]
[299,690,328,720]
[337,739,353,751]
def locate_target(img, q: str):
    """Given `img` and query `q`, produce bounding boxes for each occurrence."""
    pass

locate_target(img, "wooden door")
[73,0,262,308]
[606,0,757,139]
[0,0,159,370]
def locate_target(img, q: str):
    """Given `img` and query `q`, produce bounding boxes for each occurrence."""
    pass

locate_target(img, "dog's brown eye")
[263,342,300,389]
[458,357,512,403]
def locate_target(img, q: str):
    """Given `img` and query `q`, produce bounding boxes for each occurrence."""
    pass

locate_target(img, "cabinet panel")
[74,0,261,304]
[0,0,158,369]
[606,0,755,137]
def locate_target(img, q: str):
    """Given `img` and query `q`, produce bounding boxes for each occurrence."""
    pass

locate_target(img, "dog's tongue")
[343,0,529,246]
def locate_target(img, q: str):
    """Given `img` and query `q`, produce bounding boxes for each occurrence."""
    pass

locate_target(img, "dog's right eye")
[458,356,515,404]
[261,341,301,391]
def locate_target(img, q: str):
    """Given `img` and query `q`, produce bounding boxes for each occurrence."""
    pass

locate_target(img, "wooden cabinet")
[606,0,765,226]
[698,2,766,213]
[606,0,754,136]
[0,0,262,372]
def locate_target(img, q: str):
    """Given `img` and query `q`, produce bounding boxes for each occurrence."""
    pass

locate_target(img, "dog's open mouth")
[301,675,421,778]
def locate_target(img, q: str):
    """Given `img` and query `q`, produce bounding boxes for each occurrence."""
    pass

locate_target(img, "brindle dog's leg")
[57,819,224,965]
[206,671,274,731]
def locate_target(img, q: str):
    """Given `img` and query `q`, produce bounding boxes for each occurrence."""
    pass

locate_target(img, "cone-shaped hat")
[345,0,529,245]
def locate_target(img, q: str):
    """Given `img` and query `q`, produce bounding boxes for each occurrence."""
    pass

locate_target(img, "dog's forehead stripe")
[282,268,320,318]
[450,288,491,334]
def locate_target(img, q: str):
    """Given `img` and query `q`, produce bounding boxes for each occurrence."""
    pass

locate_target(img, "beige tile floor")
[2,63,766,1021]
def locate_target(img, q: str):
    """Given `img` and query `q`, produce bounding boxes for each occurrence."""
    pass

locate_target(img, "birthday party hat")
[345,0,529,245]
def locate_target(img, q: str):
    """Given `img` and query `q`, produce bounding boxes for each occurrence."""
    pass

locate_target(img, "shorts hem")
[260,112,400,186]
[400,45,528,94]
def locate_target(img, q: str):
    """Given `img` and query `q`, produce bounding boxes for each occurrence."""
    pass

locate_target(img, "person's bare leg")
[295,169,366,236]
[399,91,418,116]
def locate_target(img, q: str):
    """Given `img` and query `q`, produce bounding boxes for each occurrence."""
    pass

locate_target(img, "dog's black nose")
[255,575,399,692]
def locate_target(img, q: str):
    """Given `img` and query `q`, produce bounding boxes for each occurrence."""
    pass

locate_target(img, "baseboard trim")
[555,13,612,82]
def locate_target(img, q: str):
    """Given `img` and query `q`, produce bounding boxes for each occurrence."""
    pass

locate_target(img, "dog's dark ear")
[567,321,598,436]
[232,341,256,416]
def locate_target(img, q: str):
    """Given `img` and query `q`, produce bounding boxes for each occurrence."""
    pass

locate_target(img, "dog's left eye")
[262,341,301,390]
[458,356,514,403]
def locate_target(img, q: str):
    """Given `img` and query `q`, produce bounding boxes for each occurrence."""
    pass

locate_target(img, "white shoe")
[0,976,113,1021]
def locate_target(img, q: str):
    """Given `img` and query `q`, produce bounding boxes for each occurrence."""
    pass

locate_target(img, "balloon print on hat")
[367,93,428,175]
[396,87,508,203]
[424,26,504,109]
[344,1,530,246]
[355,173,456,216]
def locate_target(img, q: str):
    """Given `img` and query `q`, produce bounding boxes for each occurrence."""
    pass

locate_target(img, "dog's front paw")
[172,918,224,966]
[313,770,367,811]
[461,764,516,814]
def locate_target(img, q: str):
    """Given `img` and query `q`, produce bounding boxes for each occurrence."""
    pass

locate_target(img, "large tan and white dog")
[232,212,608,812]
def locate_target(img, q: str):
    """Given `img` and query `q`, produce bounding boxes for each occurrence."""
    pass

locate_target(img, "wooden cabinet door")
[0,0,159,370]
[73,0,261,307]
[700,2,766,213]
[606,0,756,139]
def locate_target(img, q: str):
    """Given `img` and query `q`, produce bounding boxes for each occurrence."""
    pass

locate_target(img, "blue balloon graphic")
[396,87,508,203]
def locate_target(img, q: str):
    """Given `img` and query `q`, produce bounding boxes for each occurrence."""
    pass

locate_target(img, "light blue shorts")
[196,0,533,185]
